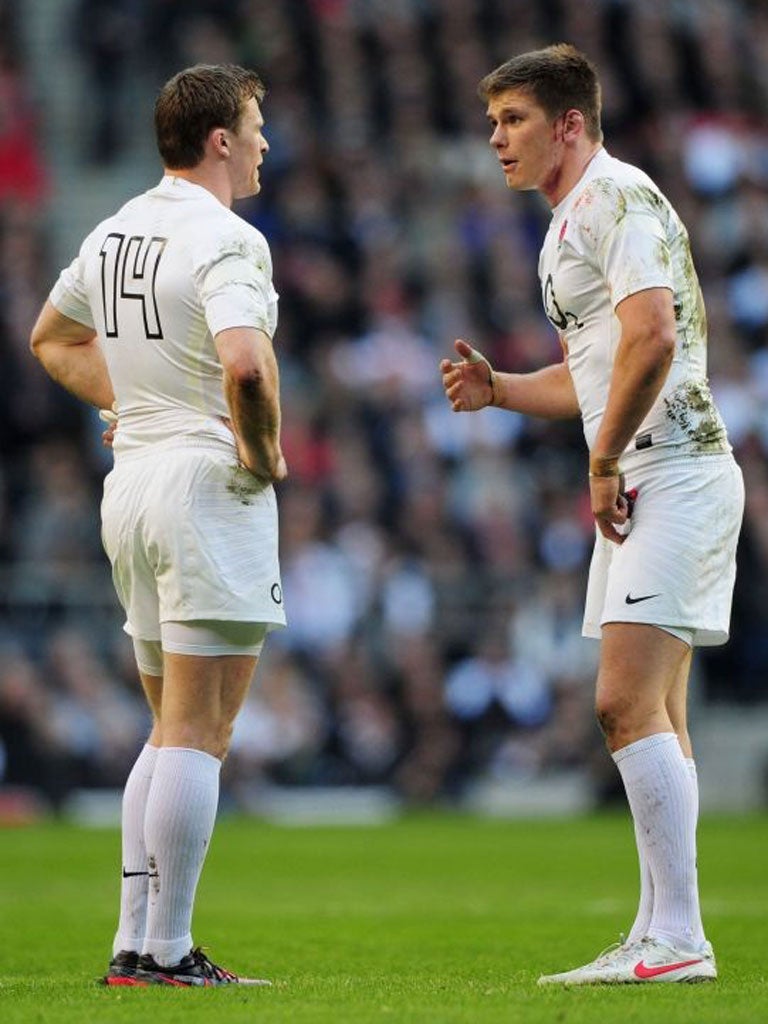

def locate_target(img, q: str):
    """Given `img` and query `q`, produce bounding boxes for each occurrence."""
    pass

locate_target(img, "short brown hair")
[479,44,602,142]
[155,64,266,169]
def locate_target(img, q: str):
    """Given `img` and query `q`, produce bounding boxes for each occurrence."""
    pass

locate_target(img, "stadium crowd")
[2,0,768,812]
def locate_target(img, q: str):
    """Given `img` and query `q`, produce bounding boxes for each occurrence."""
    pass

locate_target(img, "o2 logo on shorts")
[271,583,283,605]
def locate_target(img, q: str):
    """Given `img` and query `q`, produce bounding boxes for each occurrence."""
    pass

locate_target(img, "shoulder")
[77,212,121,259]
[570,161,670,247]
[570,177,627,243]
[193,209,272,270]
[77,192,152,253]
[576,157,667,220]
[106,192,155,233]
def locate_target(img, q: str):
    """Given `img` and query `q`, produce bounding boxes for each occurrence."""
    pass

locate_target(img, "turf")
[1,812,766,1022]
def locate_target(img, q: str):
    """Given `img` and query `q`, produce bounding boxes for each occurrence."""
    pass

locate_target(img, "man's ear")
[562,109,584,141]
[211,128,229,156]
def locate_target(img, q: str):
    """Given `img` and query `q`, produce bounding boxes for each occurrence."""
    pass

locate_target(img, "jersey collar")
[149,175,225,207]
[552,147,609,217]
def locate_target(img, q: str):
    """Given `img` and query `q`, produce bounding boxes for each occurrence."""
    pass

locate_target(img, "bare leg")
[112,671,164,957]
[141,653,258,965]
[624,641,694,943]
[596,623,690,751]
[666,646,693,757]
[598,624,704,949]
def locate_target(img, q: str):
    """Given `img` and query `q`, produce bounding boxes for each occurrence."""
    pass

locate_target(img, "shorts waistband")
[113,435,236,463]
[620,449,737,473]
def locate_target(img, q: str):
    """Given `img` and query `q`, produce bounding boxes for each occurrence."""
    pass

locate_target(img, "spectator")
[3,0,768,806]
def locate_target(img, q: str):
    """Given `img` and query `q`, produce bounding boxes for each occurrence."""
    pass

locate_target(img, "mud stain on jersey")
[676,236,707,347]
[663,380,729,453]
[573,178,627,245]
[215,235,267,276]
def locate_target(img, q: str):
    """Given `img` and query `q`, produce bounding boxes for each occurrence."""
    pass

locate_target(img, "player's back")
[60,176,276,458]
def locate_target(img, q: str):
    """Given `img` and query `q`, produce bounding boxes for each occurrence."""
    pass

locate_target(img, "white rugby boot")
[537,935,717,986]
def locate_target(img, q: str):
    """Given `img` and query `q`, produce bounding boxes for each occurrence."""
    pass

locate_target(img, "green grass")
[1,812,766,1022]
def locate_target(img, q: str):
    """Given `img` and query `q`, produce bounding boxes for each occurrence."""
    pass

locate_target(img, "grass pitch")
[1,811,766,1022]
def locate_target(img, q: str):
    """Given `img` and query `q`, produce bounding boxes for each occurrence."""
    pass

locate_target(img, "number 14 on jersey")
[100,233,167,340]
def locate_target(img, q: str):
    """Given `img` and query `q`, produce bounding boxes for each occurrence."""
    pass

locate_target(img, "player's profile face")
[486,88,562,197]
[227,97,269,200]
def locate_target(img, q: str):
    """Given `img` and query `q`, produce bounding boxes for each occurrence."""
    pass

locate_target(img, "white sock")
[613,733,705,950]
[624,752,699,945]
[684,756,702,935]
[625,818,653,945]
[141,747,221,967]
[113,744,159,956]
[684,757,698,819]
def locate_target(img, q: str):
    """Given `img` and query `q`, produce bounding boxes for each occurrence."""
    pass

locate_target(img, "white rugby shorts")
[583,454,744,647]
[101,443,287,640]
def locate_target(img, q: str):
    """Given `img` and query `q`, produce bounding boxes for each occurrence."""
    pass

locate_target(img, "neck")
[542,141,602,208]
[163,164,233,208]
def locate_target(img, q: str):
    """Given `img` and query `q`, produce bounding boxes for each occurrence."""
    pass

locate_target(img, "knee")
[595,691,633,747]
[160,717,233,760]
[193,719,233,760]
[214,719,235,761]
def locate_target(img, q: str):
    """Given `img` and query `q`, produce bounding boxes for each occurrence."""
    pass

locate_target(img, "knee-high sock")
[613,733,704,950]
[624,754,698,944]
[141,747,221,967]
[113,744,159,956]
[625,817,654,945]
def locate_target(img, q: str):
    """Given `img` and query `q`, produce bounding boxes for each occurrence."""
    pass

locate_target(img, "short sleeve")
[572,178,674,309]
[196,228,277,339]
[49,253,95,329]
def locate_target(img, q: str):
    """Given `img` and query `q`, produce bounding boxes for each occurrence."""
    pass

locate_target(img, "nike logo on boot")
[634,958,703,979]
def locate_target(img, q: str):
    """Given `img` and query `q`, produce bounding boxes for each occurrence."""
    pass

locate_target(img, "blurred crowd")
[2,0,768,813]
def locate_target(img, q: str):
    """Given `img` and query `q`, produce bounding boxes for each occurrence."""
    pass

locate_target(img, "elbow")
[29,317,60,364]
[232,363,265,394]
[626,328,675,391]
[656,328,676,373]
[226,350,272,392]
[29,325,44,361]
[640,327,675,380]
[641,335,675,392]
[221,346,262,388]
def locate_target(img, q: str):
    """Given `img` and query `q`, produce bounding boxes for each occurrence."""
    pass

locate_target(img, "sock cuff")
[612,731,678,765]
[143,933,194,968]
[135,743,160,775]
[156,747,221,777]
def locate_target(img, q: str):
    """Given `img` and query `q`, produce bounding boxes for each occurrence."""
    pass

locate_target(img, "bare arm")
[215,326,286,483]
[30,300,115,409]
[589,287,676,542]
[440,338,580,419]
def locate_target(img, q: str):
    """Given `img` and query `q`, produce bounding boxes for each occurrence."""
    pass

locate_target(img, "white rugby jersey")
[539,148,729,470]
[50,176,278,457]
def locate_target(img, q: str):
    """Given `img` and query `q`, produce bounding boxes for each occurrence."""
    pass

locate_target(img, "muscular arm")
[440,338,580,419]
[30,300,115,409]
[215,326,286,483]
[589,286,676,543]
[589,287,676,475]
[493,360,580,419]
